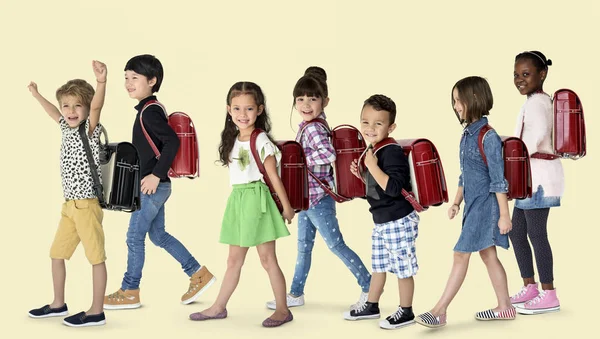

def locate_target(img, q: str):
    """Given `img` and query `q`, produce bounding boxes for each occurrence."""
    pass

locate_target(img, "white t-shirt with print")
[59,116,103,200]
[229,131,281,186]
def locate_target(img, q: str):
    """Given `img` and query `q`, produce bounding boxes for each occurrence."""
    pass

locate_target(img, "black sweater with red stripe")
[132,96,180,182]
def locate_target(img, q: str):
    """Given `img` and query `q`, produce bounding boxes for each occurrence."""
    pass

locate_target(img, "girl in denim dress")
[415,76,516,328]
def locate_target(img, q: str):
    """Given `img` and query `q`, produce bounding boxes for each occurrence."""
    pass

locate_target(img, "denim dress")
[455,117,510,252]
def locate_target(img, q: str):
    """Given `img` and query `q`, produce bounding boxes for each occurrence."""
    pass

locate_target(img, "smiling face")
[514,58,546,96]
[59,95,90,128]
[360,104,396,145]
[227,94,263,133]
[124,70,156,101]
[295,95,329,122]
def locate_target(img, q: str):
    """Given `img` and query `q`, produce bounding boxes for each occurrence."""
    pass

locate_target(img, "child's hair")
[124,54,164,93]
[451,76,494,125]
[292,66,328,104]
[515,51,552,72]
[362,94,397,124]
[218,81,274,166]
[55,79,95,108]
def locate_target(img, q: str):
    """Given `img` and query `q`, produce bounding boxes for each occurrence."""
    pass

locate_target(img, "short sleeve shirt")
[59,117,103,200]
[228,131,281,185]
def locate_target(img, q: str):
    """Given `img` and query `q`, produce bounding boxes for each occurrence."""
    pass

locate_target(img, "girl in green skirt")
[189,82,295,328]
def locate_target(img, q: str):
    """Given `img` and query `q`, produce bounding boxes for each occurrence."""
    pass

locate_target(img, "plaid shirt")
[296,113,336,207]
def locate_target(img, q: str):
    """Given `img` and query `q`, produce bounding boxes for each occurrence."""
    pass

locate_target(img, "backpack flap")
[167,111,200,178]
[478,124,532,200]
[276,140,309,212]
[553,89,586,159]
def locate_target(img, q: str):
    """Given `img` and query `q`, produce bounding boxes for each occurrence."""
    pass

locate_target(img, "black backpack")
[79,123,141,212]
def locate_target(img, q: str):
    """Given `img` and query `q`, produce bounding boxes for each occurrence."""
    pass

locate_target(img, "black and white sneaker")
[63,311,106,327]
[28,304,68,318]
[343,301,380,320]
[379,306,415,329]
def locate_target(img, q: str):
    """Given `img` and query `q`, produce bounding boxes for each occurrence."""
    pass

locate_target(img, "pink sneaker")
[510,283,539,305]
[516,289,560,315]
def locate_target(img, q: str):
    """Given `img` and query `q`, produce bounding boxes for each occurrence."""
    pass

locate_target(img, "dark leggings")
[509,207,553,284]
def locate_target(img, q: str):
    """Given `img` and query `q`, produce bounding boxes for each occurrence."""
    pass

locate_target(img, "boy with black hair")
[104,54,215,310]
[346,94,419,330]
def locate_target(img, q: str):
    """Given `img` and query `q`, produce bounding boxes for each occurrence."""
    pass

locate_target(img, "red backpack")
[529,89,586,160]
[299,119,367,203]
[140,100,200,179]
[478,125,532,200]
[360,138,449,213]
[250,128,309,213]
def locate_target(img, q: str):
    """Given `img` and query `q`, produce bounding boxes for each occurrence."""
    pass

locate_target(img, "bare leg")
[257,241,289,321]
[430,252,471,316]
[197,245,249,316]
[368,272,386,302]
[50,259,66,308]
[479,246,512,311]
[398,276,414,308]
[87,262,107,315]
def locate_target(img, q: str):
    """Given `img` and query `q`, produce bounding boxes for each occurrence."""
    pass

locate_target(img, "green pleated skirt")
[220,181,290,247]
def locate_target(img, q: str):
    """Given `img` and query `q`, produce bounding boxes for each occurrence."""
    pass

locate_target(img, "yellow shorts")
[49,198,106,265]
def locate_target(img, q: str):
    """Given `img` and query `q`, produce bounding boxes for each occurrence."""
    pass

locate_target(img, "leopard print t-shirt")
[59,116,103,200]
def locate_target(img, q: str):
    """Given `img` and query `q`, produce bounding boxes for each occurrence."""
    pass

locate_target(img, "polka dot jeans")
[289,195,371,296]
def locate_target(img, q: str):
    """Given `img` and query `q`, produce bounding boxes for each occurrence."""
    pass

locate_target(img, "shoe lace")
[107,291,124,300]
[351,292,368,310]
[512,286,529,299]
[354,301,369,314]
[527,290,547,305]
[389,307,404,321]
[187,276,204,293]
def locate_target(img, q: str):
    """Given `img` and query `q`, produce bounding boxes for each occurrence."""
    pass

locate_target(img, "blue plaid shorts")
[371,211,420,279]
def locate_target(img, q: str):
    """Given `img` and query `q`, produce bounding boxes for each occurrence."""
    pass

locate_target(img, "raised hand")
[92,60,107,83]
[28,81,39,96]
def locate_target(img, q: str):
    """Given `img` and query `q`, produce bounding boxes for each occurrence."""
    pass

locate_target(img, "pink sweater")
[514,93,565,197]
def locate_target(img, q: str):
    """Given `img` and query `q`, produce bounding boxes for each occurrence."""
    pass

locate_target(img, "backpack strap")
[139,100,179,177]
[139,100,168,159]
[519,96,561,160]
[478,124,493,165]
[296,117,330,142]
[298,118,352,203]
[78,123,106,207]
[360,137,425,212]
[249,128,283,211]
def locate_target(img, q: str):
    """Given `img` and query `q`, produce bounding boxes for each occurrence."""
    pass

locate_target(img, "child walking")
[266,67,371,311]
[28,61,109,327]
[189,81,294,327]
[104,54,215,309]
[345,95,419,330]
[415,76,516,328]
[509,51,564,315]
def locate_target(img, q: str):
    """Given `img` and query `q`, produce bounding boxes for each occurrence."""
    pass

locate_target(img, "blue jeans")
[121,182,200,290]
[290,195,371,296]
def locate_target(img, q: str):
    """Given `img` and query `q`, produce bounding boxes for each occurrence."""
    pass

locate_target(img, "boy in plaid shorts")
[346,94,420,330]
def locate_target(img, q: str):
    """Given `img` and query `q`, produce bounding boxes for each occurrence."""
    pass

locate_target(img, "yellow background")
[1,0,597,337]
